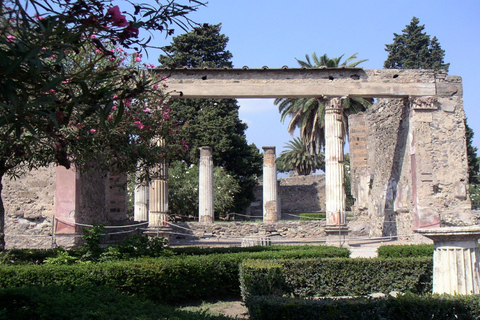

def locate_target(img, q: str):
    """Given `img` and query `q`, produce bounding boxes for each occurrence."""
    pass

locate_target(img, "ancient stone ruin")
[2,68,474,248]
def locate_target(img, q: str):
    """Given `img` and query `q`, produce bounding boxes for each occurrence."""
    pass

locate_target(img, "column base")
[325,225,349,246]
[143,226,171,241]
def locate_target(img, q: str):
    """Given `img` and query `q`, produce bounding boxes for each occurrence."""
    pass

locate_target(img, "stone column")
[262,146,279,222]
[199,146,214,223]
[148,139,169,228]
[325,98,348,238]
[134,181,149,222]
[417,227,480,294]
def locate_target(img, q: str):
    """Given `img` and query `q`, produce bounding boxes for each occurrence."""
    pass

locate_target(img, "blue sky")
[145,0,480,157]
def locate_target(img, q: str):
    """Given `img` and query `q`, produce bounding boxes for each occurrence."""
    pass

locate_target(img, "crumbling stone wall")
[249,175,326,219]
[3,166,128,249]
[349,73,474,238]
[3,166,56,249]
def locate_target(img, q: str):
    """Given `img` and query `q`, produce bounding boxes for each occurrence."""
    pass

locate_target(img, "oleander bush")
[245,294,480,320]
[377,244,434,258]
[240,258,433,300]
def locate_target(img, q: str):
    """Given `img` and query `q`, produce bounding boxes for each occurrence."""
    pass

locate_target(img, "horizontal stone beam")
[155,68,451,99]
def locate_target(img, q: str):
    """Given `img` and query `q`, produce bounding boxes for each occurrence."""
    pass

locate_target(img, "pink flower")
[134,57,141,62]
[106,6,129,27]
[62,79,70,84]
[152,84,158,89]
[90,129,96,133]
[6,35,15,42]
[109,56,115,61]
[90,34,96,39]
[108,115,114,120]
[34,14,44,20]
[112,106,117,110]
[95,49,102,54]
[50,54,56,60]
[143,108,151,113]
[124,99,131,107]
[112,95,118,99]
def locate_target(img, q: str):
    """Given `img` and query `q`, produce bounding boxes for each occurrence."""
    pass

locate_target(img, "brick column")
[199,146,214,223]
[262,146,279,222]
[325,98,348,238]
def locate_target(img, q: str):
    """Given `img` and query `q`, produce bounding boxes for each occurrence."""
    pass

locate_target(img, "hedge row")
[168,244,350,258]
[0,285,230,320]
[377,244,434,258]
[0,244,350,265]
[0,246,348,303]
[245,294,480,320]
[240,257,433,300]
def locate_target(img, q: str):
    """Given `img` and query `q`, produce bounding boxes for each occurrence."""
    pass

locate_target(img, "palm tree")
[276,137,325,176]
[275,52,372,154]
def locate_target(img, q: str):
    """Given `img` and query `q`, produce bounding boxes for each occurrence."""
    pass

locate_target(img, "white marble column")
[417,227,480,295]
[262,146,279,222]
[325,98,346,228]
[134,181,149,222]
[199,146,214,223]
[148,139,169,228]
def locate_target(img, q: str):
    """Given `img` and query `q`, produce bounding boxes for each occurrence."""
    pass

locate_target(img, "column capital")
[326,97,343,111]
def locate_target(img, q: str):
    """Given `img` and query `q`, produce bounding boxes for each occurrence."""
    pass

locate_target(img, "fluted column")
[417,227,480,294]
[263,146,279,222]
[199,146,214,223]
[325,98,347,230]
[134,181,149,222]
[148,139,168,228]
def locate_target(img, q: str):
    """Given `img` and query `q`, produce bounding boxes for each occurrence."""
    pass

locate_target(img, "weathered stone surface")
[4,166,55,249]
[249,175,325,219]
[163,68,438,99]
[349,77,474,237]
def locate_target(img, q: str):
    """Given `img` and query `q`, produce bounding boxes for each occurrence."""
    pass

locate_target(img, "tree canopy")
[158,23,262,213]
[384,17,450,71]
[0,0,204,250]
[275,52,372,154]
[277,137,325,176]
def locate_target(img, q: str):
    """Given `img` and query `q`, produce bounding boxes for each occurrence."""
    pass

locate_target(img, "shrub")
[239,260,286,301]
[377,244,434,258]
[0,285,231,320]
[0,248,58,265]
[299,213,326,220]
[245,294,480,320]
[0,246,349,303]
[240,258,433,299]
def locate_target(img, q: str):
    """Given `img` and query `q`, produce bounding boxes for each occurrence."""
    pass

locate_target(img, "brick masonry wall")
[248,175,326,219]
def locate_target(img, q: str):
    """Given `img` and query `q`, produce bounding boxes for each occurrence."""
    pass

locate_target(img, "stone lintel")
[159,68,443,99]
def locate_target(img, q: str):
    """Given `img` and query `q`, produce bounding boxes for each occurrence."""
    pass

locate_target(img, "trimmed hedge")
[0,246,349,303]
[299,213,326,220]
[240,258,433,300]
[377,244,434,258]
[0,285,231,320]
[169,244,349,258]
[245,294,480,320]
[0,244,349,265]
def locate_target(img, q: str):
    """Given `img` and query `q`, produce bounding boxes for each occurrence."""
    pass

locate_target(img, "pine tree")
[384,17,450,71]
[466,121,480,184]
[159,24,262,214]
[385,17,480,189]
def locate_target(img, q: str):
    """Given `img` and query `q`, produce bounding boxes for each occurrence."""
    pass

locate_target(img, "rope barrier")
[54,217,148,229]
